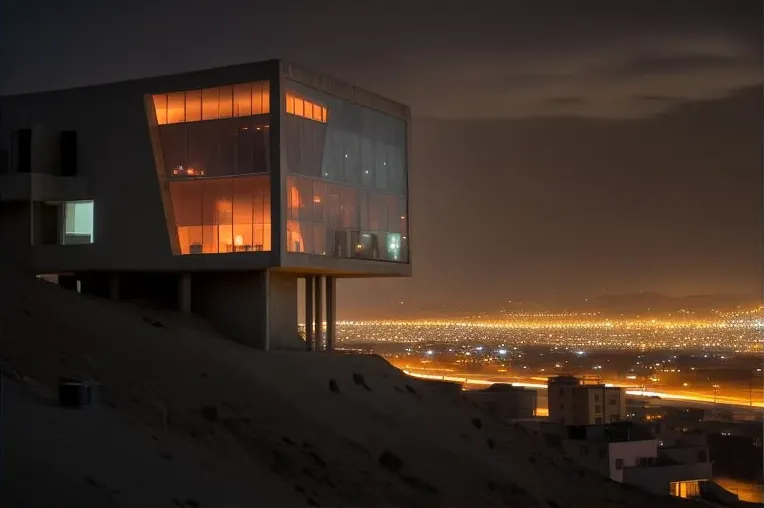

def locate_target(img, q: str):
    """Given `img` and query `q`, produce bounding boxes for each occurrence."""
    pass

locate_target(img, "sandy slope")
[0,273,693,508]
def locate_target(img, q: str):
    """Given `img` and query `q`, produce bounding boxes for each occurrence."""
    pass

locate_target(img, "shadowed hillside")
[0,273,695,507]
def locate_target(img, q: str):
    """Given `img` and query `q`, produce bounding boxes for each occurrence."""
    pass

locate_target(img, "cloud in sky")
[358,34,761,119]
[1,0,760,119]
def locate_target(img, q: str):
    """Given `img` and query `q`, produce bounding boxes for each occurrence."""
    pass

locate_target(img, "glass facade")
[283,82,408,263]
[152,82,270,125]
[149,77,408,262]
[169,176,271,254]
[151,81,272,255]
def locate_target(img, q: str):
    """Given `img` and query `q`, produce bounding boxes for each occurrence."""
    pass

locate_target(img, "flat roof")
[1,59,409,119]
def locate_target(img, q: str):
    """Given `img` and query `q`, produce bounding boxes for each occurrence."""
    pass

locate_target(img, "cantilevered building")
[0,60,411,351]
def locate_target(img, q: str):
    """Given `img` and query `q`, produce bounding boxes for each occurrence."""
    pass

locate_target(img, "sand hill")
[0,273,693,507]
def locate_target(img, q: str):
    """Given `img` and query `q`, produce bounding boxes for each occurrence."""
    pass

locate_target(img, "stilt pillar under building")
[314,275,323,351]
[326,276,336,352]
[178,273,192,313]
[305,275,314,351]
[108,272,120,300]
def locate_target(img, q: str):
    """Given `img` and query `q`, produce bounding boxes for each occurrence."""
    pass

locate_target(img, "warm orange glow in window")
[153,95,167,124]
[169,175,271,254]
[285,93,327,123]
[153,81,270,125]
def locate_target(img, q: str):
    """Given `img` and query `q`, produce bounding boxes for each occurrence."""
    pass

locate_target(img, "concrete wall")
[622,462,713,495]
[268,271,303,350]
[660,446,709,465]
[548,378,578,425]
[562,438,659,483]
[562,439,611,478]
[191,270,270,349]
[608,440,659,482]
[189,269,303,351]
[0,203,31,265]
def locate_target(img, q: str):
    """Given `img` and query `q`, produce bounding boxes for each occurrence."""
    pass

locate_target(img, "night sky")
[2,1,761,317]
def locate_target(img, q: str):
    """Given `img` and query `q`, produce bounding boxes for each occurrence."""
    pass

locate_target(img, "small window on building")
[594,394,600,402]
[16,129,31,173]
[62,200,94,245]
[609,398,617,405]
[60,131,77,176]
[559,388,564,395]
[594,405,602,413]
[615,458,623,470]
[33,202,62,245]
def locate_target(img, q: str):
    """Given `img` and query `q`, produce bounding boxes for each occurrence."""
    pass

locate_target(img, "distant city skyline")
[3,0,761,318]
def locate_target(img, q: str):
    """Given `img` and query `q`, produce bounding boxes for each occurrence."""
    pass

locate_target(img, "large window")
[286,176,406,261]
[152,81,270,125]
[283,83,408,263]
[169,176,271,254]
[63,200,94,245]
[151,82,273,256]
[159,118,270,178]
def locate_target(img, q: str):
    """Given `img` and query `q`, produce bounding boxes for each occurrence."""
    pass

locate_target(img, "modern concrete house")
[562,422,712,499]
[0,60,411,351]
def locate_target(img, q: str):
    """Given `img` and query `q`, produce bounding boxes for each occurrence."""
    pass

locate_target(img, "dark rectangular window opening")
[34,202,61,245]
[16,129,31,173]
[60,131,77,176]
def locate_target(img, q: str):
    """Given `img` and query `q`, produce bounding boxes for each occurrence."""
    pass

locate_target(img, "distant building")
[562,421,712,499]
[464,384,538,420]
[423,379,463,400]
[0,60,411,351]
[547,376,626,425]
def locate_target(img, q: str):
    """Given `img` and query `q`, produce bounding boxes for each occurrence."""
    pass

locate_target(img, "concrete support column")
[178,273,192,313]
[108,272,120,300]
[314,276,323,351]
[262,270,271,352]
[326,276,336,352]
[305,276,314,351]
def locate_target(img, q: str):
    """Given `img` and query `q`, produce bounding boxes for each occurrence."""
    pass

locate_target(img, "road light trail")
[403,370,764,409]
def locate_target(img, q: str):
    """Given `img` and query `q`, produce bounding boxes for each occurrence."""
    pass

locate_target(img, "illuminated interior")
[152,81,270,125]
[159,118,270,179]
[285,93,327,123]
[150,81,273,255]
[283,84,408,263]
[62,200,95,245]
[286,177,406,261]
[169,176,271,254]
[669,480,703,499]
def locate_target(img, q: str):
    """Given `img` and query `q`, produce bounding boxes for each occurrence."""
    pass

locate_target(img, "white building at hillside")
[547,375,626,425]
[562,422,712,499]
